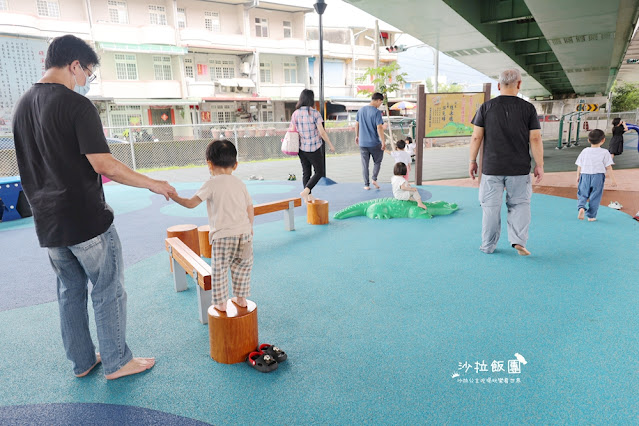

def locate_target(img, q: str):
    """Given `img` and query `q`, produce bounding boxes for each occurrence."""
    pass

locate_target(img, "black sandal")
[246,351,278,373]
[258,344,287,363]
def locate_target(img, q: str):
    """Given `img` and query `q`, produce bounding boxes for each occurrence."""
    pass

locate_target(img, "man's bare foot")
[105,357,155,380]
[513,244,530,256]
[75,353,101,378]
[578,208,585,220]
[231,296,247,307]
[588,217,597,222]
[214,301,227,312]
[372,180,380,189]
[363,186,370,190]
[417,202,428,210]
[300,187,311,202]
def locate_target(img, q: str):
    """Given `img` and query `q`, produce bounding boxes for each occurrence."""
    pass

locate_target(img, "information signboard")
[425,92,485,137]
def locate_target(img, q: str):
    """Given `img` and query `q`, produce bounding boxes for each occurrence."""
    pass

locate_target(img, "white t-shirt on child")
[391,150,411,167]
[575,147,614,174]
[405,143,415,156]
[195,174,253,242]
[391,175,412,200]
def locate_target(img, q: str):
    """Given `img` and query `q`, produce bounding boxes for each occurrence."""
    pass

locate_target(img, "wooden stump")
[307,199,329,225]
[198,225,211,258]
[167,224,199,271]
[208,300,258,364]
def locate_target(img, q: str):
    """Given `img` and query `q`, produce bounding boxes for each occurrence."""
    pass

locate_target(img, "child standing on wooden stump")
[169,140,254,311]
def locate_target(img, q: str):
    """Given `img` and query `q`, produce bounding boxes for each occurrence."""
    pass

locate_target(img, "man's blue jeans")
[47,224,133,376]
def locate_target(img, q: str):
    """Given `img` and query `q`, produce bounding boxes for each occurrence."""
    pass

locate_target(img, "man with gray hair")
[468,68,544,255]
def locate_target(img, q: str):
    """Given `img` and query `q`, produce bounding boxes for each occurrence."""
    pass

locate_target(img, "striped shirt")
[292,107,323,152]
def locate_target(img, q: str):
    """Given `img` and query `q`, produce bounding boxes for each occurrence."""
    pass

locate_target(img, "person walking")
[468,68,544,256]
[356,92,386,190]
[291,89,335,202]
[12,35,175,379]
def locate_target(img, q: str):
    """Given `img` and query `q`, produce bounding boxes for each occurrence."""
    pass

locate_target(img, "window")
[209,59,235,80]
[0,0,7,10]
[153,56,172,80]
[110,105,142,135]
[259,62,271,83]
[115,53,138,80]
[283,21,292,38]
[261,107,273,122]
[148,5,167,25]
[255,17,268,37]
[177,7,186,29]
[107,0,128,24]
[184,58,194,79]
[283,62,297,84]
[204,11,220,32]
[210,104,235,123]
[36,0,60,17]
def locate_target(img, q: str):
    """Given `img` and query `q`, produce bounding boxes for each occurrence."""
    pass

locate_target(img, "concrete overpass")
[344,0,639,99]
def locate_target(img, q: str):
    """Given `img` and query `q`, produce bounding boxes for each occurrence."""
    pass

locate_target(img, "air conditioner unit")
[241,62,250,75]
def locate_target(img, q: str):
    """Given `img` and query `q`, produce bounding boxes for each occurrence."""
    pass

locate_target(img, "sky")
[289,0,498,92]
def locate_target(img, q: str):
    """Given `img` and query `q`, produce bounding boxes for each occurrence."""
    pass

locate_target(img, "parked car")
[106,137,128,144]
[538,114,559,122]
[327,111,357,121]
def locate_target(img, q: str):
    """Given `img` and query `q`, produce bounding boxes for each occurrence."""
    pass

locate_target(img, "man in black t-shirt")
[12,35,175,380]
[468,69,544,256]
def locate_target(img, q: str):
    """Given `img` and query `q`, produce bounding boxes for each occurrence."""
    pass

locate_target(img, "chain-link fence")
[0,120,413,176]
[539,110,639,142]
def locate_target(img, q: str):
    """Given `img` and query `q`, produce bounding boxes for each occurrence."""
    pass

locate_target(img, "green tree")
[611,82,639,112]
[356,62,408,146]
[425,79,465,93]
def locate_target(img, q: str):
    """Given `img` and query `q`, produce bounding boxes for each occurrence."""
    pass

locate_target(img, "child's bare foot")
[214,301,227,312]
[417,202,428,210]
[75,353,101,377]
[363,186,370,190]
[513,244,530,256]
[588,217,597,222]
[372,180,380,189]
[231,296,247,307]
[105,357,155,380]
[308,193,316,202]
[300,187,311,202]
[578,208,585,220]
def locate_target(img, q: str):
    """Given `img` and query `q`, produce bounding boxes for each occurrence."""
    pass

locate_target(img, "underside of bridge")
[345,0,639,99]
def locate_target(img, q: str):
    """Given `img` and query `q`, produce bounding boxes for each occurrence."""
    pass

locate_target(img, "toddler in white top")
[575,129,617,221]
[387,139,412,180]
[391,162,427,210]
[170,140,255,311]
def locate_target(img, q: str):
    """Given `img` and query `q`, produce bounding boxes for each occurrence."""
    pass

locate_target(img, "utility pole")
[374,20,379,69]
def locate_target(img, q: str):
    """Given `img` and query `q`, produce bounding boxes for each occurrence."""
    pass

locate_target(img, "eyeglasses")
[81,65,97,83]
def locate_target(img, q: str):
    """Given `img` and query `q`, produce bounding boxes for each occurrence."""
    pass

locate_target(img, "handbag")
[281,114,300,156]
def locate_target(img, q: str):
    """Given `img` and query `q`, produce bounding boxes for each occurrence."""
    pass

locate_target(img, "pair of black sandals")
[246,344,287,373]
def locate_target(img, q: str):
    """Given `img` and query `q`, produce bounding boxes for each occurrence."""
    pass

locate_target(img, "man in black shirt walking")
[12,35,174,379]
[468,69,544,256]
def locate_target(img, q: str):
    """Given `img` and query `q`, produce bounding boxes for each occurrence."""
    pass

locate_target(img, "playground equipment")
[556,111,590,149]
[625,123,639,152]
[333,198,459,220]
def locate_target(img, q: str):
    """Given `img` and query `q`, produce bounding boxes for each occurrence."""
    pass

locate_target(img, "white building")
[0,0,400,134]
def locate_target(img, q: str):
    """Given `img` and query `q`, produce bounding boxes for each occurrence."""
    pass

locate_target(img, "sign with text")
[425,92,485,137]
[0,36,48,134]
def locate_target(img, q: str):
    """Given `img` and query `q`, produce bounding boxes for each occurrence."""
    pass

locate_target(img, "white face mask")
[73,66,92,96]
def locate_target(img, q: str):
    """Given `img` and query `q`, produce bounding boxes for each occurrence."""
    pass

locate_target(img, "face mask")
[73,67,91,96]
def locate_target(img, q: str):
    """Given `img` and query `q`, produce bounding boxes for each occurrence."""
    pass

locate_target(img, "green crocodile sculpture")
[333,198,459,220]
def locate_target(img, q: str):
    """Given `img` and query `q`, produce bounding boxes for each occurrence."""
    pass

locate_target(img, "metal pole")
[433,48,439,93]
[415,84,425,185]
[128,128,137,170]
[374,20,379,69]
[575,113,581,146]
[557,117,564,149]
[567,119,573,147]
[314,0,328,178]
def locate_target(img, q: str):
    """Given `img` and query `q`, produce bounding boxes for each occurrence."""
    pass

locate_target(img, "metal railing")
[0,120,410,176]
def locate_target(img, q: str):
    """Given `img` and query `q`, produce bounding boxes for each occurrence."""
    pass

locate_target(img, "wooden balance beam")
[165,237,213,324]
[253,197,302,231]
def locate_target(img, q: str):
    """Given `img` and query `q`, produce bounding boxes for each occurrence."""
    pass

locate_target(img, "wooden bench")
[165,237,212,324]
[253,197,302,231]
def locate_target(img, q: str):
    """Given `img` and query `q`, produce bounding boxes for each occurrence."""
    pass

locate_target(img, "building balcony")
[0,12,91,38]
[179,29,249,51]
[97,80,182,99]
[250,37,306,56]
[259,84,306,100]
[92,23,176,46]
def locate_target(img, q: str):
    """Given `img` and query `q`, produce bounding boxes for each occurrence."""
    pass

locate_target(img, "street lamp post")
[314,0,331,180]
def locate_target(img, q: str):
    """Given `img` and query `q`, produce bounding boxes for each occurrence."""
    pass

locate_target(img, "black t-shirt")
[471,95,541,176]
[12,83,113,247]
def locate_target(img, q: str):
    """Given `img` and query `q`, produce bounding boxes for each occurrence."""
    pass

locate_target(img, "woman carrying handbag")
[290,89,336,203]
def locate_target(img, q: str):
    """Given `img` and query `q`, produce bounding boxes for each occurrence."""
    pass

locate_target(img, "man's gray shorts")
[478,174,532,254]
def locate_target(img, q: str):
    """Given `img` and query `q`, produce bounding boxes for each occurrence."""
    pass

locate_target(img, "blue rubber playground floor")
[1,180,638,424]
